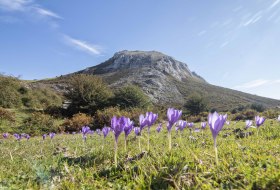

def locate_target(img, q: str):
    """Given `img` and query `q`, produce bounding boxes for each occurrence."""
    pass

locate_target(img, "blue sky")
[1,0,280,100]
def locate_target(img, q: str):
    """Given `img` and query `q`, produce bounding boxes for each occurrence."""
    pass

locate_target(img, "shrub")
[66,74,113,114]
[62,113,93,132]
[184,93,208,115]
[250,103,265,112]
[93,106,146,129]
[22,87,63,109]
[0,75,22,108]
[113,85,150,109]
[20,112,60,136]
[0,107,15,123]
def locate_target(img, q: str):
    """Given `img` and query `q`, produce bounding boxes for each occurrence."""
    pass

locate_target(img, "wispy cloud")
[234,79,280,89]
[0,0,62,19]
[0,0,31,11]
[64,35,102,55]
[197,30,206,36]
[242,11,263,26]
[220,41,229,48]
[33,7,62,19]
[269,0,280,10]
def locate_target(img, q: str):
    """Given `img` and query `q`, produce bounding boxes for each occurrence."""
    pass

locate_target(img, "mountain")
[39,50,280,111]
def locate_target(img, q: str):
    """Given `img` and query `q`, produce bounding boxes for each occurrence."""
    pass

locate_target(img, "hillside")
[38,50,280,111]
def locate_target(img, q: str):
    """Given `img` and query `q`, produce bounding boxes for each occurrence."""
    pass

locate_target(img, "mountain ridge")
[37,50,280,110]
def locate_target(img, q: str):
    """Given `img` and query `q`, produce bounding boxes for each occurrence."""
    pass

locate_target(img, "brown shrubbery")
[0,107,15,123]
[62,113,93,132]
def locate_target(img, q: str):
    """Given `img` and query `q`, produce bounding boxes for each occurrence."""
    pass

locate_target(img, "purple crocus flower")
[146,112,158,131]
[167,108,182,131]
[49,132,55,139]
[177,120,187,131]
[245,120,252,129]
[111,116,125,142]
[187,122,194,128]
[111,116,126,167]
[194,128,200,132]
[208,112,227,165]
[139,114,148,131]
[167,108,182,150]
[42,134,47,140]
[208,112,227,142]
[134,127,141,136]
[25,134,30,140]
[81,126,91,141]
[3,133,8,139]
[255,116,266,128]
[14,134,21,141]
[96,129,101,136]
[102,126,110,138]
[124,118,134,137]
[201,122,207,129]
[156,123,162,133]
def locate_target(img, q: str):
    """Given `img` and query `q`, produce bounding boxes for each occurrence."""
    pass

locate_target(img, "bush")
[250,103,265,112]
[0,75,22,108]
[262,109,280,119]
[66,74,113,114]
[20,112,60,136]
[62,113,93,132]
[0,107,15,123]
[184,93,208,115]
[22,87,63,109]
[113,85,150,109]
[93,106,146,129]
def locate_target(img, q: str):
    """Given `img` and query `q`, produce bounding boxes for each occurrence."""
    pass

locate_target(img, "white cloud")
[220,41,229,48]
[0,0,62,19]
[33,7,62,19]
[197,30,206,36]
[269,0,280,10]
[0,0,31,11]
[242,11,263,26]
[64,35,102,55]
[233,79,280,89]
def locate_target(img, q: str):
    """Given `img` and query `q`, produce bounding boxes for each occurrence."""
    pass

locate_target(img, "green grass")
[0,120,280,189]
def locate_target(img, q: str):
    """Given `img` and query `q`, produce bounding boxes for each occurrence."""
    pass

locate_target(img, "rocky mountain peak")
[85,50,205,82]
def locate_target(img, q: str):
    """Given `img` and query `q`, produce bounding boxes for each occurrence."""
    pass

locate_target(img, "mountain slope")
[39,50,280,111]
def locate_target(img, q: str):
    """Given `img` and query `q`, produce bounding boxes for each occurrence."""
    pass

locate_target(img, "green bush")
[0,76,22,108]
[113,85,150,109]
[184,93,208,115]
[66,74,113,114]
[20,112,60,136]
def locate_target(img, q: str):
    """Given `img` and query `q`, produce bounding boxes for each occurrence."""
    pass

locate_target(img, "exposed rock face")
[77,50,206,104]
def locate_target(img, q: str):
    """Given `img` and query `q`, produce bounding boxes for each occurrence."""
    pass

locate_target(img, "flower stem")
[147,129,150,152]
[214,138,218,165]
[114,140,118,167]
[124,136,127,152]
[168,131,172,151]
[138,136,141,152]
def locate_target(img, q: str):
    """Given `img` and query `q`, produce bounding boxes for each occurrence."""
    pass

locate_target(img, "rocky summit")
[76,50,206,104]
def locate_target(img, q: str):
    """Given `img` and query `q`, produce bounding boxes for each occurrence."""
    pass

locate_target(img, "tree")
[184,93,208,115]
[113,85,150,109]
[66,74,113,114]
[250,103,265,112]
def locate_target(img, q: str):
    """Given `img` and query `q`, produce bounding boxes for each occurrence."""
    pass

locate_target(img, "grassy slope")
[0,120,280,189]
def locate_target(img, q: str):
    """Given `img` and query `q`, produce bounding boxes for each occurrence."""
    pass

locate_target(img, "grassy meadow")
[1,120,280,189]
